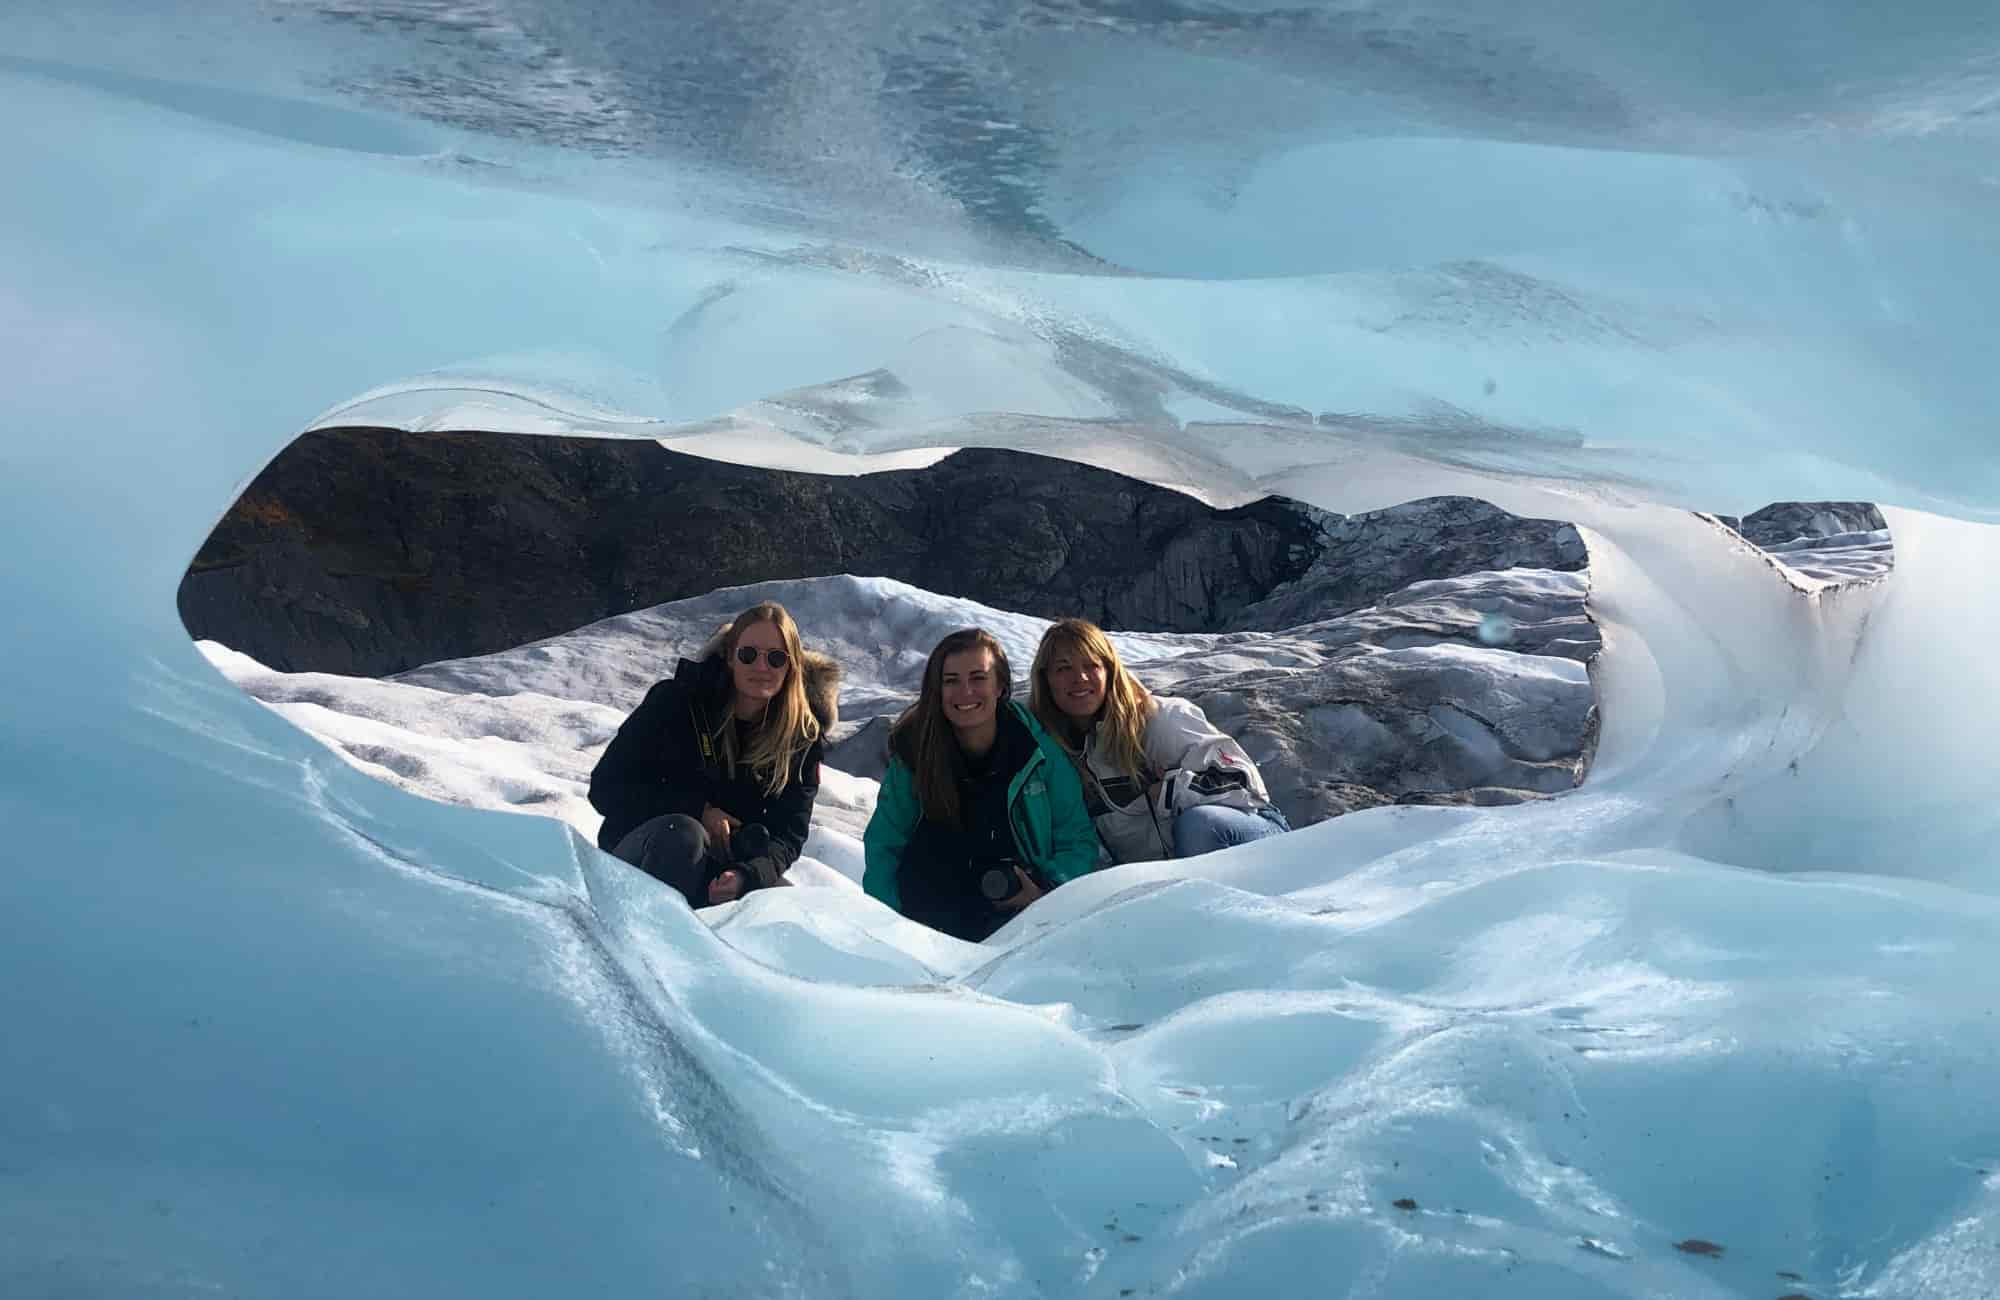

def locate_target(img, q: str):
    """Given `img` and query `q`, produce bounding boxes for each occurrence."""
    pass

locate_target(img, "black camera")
[978,857,1024,903]
[725,822,771,865]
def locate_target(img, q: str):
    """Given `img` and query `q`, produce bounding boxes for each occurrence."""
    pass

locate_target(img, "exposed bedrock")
[1235,495,1587,632]
[814,565,1602,818]
[1712,501,1894,585]
[178,429,1328,675]
[175,427,1583,676]
[1126,568,1601,823]
[1717,500,1887,548]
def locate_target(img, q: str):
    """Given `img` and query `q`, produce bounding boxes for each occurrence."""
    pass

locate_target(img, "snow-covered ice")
[7,4,2000,1297]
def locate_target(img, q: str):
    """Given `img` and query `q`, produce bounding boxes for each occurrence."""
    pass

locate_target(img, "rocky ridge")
[176,428,1583,676]
[1235,495,1587,631]
[180,420,1889,828]
[1714,501,1893,586]
[812,566,1601,824]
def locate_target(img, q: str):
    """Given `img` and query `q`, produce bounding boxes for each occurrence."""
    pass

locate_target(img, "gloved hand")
[714,822,791,891]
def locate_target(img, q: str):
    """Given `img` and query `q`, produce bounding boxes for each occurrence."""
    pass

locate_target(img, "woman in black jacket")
[589,601,840,908]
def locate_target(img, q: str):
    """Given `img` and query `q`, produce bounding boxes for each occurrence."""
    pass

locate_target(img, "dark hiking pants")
[613,813,714,908]
[612,814,779,908]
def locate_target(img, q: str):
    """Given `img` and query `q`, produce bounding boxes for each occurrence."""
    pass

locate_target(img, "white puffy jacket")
[1073,695,1272,865]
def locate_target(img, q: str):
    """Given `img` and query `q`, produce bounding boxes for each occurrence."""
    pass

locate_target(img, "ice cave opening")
[11,6,2000,1295]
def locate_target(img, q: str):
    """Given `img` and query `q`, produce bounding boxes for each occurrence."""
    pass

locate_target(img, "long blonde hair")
[713,602,821,796]
[1029,618,1154,781]
[889,628,1010,828]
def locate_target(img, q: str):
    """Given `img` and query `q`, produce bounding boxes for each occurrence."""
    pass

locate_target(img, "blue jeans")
[1172,803,1291,858]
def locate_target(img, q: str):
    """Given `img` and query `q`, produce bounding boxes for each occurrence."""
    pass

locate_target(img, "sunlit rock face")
[1169,569,1601,821]
[8,3,2000,1298]
[1714,501,1896,585]
[1235,496,1586,632]
[1721,502,1888,550]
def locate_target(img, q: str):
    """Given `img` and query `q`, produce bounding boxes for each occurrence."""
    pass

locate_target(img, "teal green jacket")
[863,702,1099,910]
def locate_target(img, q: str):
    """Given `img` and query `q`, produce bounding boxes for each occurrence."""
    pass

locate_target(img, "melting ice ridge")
[6,3,2000,1296]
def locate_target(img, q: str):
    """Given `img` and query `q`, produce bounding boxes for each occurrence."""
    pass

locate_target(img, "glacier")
[5,2,2000,1296]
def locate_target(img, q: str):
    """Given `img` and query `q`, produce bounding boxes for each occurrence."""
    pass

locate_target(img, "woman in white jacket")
[1028,618,1290,863]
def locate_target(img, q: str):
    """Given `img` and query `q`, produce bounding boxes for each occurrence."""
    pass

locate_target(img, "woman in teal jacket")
[863,628,1098,941]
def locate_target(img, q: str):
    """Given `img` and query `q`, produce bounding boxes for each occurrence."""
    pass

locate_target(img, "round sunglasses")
[734,645,790,670]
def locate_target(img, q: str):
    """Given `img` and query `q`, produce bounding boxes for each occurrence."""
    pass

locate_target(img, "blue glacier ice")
[5,3,2000,1296]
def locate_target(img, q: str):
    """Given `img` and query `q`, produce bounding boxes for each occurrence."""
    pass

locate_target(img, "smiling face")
[939,646,1002,735]
[728,617,790,715]
[1044,647,1107,722]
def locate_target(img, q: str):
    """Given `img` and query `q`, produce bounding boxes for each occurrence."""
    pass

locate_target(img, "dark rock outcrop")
[178,429,1325,676]
[1717,501,1887,548]
[1234,496,1587,632]
[1140,567,1603,824]
[823,715,895,783]
[1713,501,1895,585]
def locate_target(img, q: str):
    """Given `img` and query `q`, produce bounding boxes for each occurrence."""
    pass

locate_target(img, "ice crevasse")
[4,4,2000,1296]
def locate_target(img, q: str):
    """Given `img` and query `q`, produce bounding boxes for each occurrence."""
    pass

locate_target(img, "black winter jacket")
[589,648,840,889]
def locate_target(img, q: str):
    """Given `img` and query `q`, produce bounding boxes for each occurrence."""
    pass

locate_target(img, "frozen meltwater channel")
[5,3,2000,1297]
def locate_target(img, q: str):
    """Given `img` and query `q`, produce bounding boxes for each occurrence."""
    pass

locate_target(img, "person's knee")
[615,811,705,860]
[1172,804,1233,857]
[614,813,711,899]
[655,812,709,862]
[1174,803,1285,857]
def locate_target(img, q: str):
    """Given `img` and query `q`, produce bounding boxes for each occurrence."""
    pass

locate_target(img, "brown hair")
[713,601,821,796]
[1029,618,1154,781]
[888,628,1011,827]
